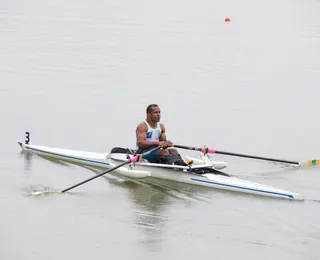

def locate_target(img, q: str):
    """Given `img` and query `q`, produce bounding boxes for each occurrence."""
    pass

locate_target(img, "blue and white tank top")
[144,120,161,142]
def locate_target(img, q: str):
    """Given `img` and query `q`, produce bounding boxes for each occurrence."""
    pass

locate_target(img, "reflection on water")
[20,150,33,170]
[20,150,72,169]
[79,164,209,251]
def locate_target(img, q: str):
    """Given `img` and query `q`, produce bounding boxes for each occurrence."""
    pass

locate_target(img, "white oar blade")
[299,159,320,167]
[31,191,62,196]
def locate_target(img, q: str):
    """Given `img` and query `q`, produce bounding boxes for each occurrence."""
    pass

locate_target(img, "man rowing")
[136,104,186,165]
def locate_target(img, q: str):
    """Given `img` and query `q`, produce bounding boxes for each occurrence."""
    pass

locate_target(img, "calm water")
[1,0,320,259]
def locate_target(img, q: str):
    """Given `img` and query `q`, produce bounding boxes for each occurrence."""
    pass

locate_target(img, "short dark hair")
[146,104,158,113]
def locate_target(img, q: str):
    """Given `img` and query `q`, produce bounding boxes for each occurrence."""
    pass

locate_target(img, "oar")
[31,146,161,196]
[173,144,320,167]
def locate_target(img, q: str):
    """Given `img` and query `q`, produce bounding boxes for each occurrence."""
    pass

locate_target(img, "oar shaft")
[174,144,299,165]
[61,160,129,193]
[214,150,299,165]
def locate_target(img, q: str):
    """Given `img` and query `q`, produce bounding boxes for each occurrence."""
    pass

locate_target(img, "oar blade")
[24,185,62,196]
[30,191,62,196]
[299,159,320,167]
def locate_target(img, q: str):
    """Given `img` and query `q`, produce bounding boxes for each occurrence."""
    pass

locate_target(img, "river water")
[1,0,320,259]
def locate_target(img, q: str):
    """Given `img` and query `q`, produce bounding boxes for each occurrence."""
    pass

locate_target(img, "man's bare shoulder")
[160,123,166,131]
[136,121,147,132]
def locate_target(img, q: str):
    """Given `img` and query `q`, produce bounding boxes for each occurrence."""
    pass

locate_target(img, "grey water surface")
[1,0,320,259]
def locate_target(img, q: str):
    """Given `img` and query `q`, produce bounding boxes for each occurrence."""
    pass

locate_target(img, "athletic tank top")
[144,120,161,142]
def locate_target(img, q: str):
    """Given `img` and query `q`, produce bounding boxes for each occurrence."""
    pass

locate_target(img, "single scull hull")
[18,141,304,200]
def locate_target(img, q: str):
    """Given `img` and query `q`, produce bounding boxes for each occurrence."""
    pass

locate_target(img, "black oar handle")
[173,144,201,152]
[174,144,299,165]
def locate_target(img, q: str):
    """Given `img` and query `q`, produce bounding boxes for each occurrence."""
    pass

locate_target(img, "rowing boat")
[18,141,304,200]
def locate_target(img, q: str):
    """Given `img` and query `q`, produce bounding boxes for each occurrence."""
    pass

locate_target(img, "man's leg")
[160,148,187,166]
[141,148,167,163]
[168,148,178,154]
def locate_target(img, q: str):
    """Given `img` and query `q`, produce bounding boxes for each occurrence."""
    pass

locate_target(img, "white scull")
[18,141,304,200]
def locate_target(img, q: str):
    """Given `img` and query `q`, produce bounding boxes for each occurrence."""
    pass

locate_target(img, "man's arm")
[159,124,173,147]
[136,122,160,149]
[159,123,167,141]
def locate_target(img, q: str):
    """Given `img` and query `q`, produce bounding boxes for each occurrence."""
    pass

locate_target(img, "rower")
[135,104,187,165]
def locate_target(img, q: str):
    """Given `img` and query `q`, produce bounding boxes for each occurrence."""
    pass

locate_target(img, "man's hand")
[166,141,173,147]
[158,141,173,149]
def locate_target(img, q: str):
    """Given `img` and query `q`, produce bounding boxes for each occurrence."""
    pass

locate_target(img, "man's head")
[146,104,161,123]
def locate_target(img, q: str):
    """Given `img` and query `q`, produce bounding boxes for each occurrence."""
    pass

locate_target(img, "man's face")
[148,106,161,122]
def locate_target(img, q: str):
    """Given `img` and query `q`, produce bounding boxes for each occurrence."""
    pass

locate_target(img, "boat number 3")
[25,132,30,144]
